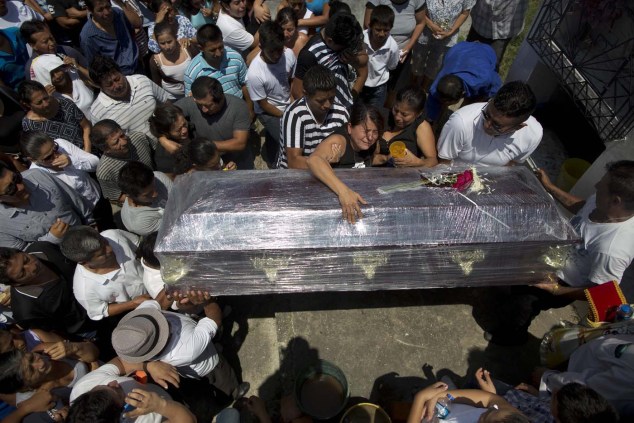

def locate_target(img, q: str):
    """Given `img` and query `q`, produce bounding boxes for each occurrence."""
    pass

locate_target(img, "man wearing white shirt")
[111,298,249,404]
[60,226,150,321]
[437,80,542,166]
[482,161,634,345]
[69,357,188,423]
[246,21,295,167]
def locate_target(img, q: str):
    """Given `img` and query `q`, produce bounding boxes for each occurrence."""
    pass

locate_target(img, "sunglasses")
[1,171,23,197]
[38,142,60,163]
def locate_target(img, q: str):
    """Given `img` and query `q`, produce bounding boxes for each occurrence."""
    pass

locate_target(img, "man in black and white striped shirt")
[291,12,363,111]
[277,65,349,169]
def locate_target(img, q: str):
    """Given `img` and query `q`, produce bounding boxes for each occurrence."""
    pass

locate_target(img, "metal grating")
[527,0,634,142]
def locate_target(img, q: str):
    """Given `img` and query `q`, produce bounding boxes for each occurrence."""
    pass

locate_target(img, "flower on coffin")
[451,169,474,191]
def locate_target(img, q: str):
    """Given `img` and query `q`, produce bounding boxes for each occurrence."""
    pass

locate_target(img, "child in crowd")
[175,137,237,174]
[148,21,197,99]
[408,382,529,423]
[364,0,426,108]
[361,5,399,109]
[246,20,296,168]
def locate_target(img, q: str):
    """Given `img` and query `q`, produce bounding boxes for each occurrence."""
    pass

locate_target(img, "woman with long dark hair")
[376,87,437,167]
[307,101,384,223]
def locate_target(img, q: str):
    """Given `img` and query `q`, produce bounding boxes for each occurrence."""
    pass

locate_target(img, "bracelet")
[47,409,59,421]
[552,283,560,294]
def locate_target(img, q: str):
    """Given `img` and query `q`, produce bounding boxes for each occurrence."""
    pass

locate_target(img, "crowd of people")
[0,0,633,422]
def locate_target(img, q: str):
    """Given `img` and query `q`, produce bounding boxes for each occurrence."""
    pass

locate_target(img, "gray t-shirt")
[120,171,173,236]
[367,0,426,49]
[175,94,253,169]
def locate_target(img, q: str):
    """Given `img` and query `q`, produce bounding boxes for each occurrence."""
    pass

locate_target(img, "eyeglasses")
[0,171,23,197]
[39,142,59,163]
[481,103,506,134]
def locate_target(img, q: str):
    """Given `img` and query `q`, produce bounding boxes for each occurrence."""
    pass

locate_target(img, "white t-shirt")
[137,300,220,379]
[73,229,147,320]
[246,49,296,115]
[437,102,543,166]
[70,363,170,423]
[141,261,165,299]
[557,195,634,287]
[216,10,254,53]
[363,29,399,87]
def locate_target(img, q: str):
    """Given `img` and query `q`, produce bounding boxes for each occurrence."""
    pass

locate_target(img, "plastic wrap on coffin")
[155,166,579,295]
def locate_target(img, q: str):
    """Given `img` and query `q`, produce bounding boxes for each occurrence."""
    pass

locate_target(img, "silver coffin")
[155,166,579,295]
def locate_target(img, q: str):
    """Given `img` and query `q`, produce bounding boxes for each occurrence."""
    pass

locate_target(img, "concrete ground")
[222,287,579,415]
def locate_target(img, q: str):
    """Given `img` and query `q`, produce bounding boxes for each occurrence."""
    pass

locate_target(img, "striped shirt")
[277,97,349,169]
[90,75,171,139]
[184,47,247,97]
[295,34,353,109]
[96,132,155,201]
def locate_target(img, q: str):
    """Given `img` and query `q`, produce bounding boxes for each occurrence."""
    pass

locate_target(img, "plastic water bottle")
[435,393,455,419]
[616,304,633,321]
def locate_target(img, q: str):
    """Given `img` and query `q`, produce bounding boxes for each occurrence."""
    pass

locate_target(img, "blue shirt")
[306,0,328,15]
[184,46,247,98]
[0,27,29,89]
[426,41,502,121]
[80,8,139,75]
[181,1,215,29]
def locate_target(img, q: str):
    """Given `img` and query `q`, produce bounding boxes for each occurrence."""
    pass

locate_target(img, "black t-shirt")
[331,127,374,169]
[10,242,93,335]
[47,0,87,45]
